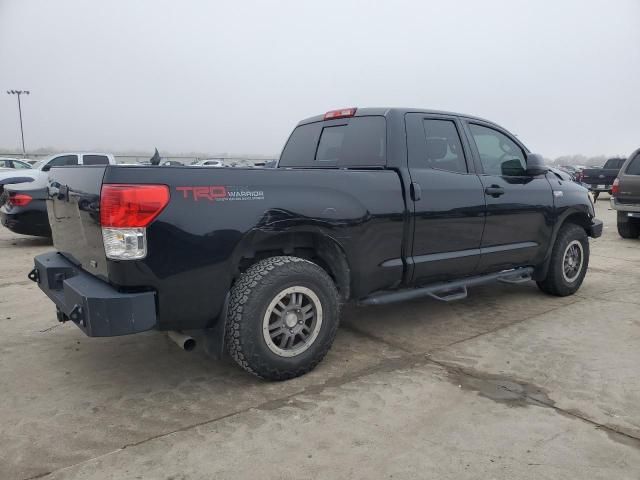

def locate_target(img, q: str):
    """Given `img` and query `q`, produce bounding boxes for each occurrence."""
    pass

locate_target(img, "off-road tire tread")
[537,223,589,296]
[225,256,340,380]
[617,220,640,239]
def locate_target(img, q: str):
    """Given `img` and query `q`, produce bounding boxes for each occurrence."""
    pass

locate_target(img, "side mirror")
[41,164,51,172]
[526,153,549,176]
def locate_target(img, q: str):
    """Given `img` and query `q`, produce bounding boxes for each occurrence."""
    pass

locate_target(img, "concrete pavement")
[0,196,638,479]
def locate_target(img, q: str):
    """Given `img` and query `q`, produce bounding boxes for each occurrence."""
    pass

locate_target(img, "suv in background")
[611,148,640,238]
[0,152,116,184]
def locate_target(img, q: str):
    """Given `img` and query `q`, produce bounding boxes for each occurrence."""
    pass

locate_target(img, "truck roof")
[297,107,500,127]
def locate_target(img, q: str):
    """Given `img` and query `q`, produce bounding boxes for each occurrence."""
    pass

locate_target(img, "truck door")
[405,113,486,285]
[462,121,553,272]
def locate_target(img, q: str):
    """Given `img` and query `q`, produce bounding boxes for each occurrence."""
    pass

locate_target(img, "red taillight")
[8,192,32,207]
[100,184,170,228]
[324,108,357,120]
[612,178,620,197]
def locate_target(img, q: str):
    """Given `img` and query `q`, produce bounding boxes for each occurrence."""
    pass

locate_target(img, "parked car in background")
[265,159,278,168]
[577,157,626,200]
[0,157,32,170]
[0,152,116,197]
[31,107,601,380]
[193,159,224,167]
[161,160,184,166]
[548,167,574,182]
[558,165,579,176]
[0,176,51,237]
[611,148,640,238]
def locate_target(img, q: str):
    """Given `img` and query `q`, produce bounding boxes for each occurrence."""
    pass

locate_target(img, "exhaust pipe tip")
[168,330,196,352]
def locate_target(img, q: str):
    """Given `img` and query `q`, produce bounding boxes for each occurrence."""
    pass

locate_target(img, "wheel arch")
[231,229,351,301]
[533,208,592,281]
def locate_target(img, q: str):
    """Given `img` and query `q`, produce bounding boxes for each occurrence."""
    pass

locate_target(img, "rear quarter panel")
[103,166,406,330]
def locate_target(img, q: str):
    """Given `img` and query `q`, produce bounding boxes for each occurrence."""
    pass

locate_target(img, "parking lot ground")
[1,196,639,479]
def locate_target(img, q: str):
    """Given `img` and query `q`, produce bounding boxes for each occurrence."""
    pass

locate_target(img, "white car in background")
[193,159,225,167]
[0,157,33,171]
[0,152,116,195]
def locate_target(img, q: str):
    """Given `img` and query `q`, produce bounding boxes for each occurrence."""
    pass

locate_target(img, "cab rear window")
[604,158,625,169]
[83,155,110,165]
[279,116,386,168]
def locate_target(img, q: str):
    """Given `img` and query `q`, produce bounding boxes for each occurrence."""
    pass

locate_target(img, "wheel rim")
[262,286,323,358]
[562,240,584,283]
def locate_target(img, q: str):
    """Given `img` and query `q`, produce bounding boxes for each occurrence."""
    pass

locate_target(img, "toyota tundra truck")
[30,108,602,380]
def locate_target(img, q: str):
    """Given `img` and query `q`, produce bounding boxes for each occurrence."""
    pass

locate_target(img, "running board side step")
[359,267,534,306]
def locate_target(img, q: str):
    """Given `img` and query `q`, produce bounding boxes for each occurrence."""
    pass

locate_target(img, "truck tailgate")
[581,169,618,186]
[46,166,109,279]
[618,174,640,205]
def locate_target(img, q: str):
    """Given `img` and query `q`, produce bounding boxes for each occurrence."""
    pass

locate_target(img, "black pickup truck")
[578,157,626,200]
[30,108,602,380]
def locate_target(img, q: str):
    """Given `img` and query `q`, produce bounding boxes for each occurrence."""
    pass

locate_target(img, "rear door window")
[83,154,109,165]
[626,154,640,175]
[417,119,468,173]
[279,116,386,168]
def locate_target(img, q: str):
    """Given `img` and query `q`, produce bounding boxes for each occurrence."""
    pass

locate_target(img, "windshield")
[14,160,32,169]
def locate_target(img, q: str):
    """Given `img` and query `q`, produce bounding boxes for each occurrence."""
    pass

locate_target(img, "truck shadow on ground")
[53,280,569,391]
[0,235,52,248]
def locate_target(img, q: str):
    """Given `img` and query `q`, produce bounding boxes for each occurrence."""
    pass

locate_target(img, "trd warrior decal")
[176,186,265,202]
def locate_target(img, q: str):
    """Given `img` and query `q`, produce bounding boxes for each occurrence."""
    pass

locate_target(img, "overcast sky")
[1,0,638,158]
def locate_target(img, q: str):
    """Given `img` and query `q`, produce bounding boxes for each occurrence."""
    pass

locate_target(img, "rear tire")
[617,212,640,239]
[225,256,340,380]
[537,223,589,296]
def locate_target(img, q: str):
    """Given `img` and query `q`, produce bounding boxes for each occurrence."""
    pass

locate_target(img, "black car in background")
[0,177,51,237]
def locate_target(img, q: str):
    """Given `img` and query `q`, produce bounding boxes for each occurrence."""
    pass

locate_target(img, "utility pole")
[7,90,30,158]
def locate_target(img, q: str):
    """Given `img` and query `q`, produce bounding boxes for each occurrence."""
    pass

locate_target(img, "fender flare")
[533,207,593,281]
[232,227,351,292]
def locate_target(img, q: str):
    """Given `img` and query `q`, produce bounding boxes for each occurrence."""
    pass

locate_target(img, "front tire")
[537,223,589,296]
[225,256,340,380]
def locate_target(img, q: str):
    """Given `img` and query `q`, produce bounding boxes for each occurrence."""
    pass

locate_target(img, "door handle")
[484,185,505,197]
[410,182,422,201]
